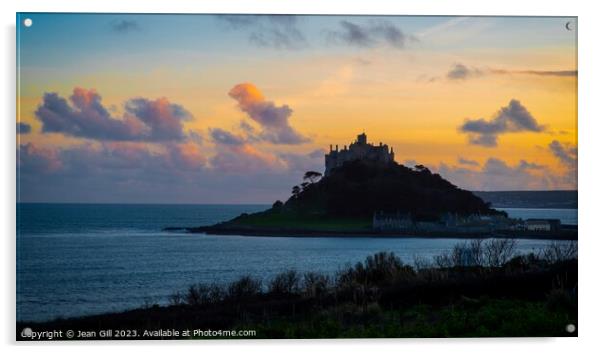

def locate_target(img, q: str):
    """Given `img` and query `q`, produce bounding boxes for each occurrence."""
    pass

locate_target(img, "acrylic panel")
[16,13,577,340]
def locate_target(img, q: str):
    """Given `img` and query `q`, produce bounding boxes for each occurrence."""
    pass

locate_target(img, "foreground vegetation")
[18,239,577,339]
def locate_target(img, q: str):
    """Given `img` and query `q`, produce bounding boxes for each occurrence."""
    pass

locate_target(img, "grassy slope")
[228,212,372,232]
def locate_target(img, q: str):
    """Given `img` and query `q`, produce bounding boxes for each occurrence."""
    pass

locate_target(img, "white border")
[3,1,601,353]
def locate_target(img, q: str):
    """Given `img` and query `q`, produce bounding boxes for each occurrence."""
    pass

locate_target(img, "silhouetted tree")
[414,164,430,173]
[303,171,323,184]
[292,185,301,198]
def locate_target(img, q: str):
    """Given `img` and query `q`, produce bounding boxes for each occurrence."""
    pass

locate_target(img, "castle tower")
[357,132,367,144]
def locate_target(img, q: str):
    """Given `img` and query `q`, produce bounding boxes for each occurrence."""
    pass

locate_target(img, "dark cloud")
[459,99,545,147]
[445,64,577,82]
[328,20,410,49]
[436,158,557,191]
[18,143,62,174]
[309,148,326,158]
[210,128,245,146]
[518,160,545,170]
[17,139,323,203]
[549,140,577,170]
[35,88,191,142]
[125,97,191,141]
[491,69,577,77]
[447,64,482,80]
[228,83,309,144]
[111,19,140,33]
[273,149,325,175]
[217,15,306,49]
[17,142,212,203]
[17,122,32,134]
[457,157,479,166]
[209,142,285,174]
[548,140,577,187]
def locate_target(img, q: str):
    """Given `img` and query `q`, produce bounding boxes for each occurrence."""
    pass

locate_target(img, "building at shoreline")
[324,133,395,176]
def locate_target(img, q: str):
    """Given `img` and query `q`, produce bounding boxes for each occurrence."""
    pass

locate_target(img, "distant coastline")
[474,190,577,209]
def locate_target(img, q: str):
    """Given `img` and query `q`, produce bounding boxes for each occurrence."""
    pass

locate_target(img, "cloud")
[327,20,411,49]
[434,152,578,191]
[210,138,286,174]
[444,63,577,82]
[457,157,479,166]
[436,158,556,191]
[548,140,577,187]
[518,160,545,170]
[309,148,326,158]
[228,83,309,144]
[447,63,482,80]
[279,149,325,173]
[549,140,577,169]
[459,99,545,147]
[18,143,62,173]
[16,139,321,203]
[35,88,191,142]
[208,126,321,174]
[491,69,577,77]
[217,15,306,49]
[111,19,140,33]
[210,128,245,146]
[124,97,191,141]
[166,141,207,171]
[17,141,212,203]
[17,122,32,134]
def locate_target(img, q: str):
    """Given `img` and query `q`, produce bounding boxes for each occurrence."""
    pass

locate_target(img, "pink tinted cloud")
[18,143,63,173]
[35,88,191,142]
[228,83,309,144]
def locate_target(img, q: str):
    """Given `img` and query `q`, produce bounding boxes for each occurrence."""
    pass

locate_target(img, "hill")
[282,160,500,219]
[183,159,504,235]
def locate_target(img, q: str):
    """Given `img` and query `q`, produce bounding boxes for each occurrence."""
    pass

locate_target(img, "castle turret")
[357,132,367,145]
[324,133,396,176]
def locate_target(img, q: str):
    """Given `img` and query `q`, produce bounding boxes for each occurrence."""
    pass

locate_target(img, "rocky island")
[167,133,576,240]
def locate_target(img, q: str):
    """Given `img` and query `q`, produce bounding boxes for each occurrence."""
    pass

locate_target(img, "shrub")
[503,252,542,272]
[483,238,517,267]
[541,241,577,264]
[185,283,225,306]
[336,251,415,288]
[434,239,517,268]
[227,275,262,299]
[269,270,300,294]
[302,272,330,298]
[449,239,484,267]
[168,291,184,306]
[364,251,415,284]
[412,254,432,270]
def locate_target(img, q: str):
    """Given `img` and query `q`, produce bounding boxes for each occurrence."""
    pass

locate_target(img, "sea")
[16,204,578,322]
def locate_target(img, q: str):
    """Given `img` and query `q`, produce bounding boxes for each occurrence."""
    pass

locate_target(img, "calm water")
[17,204,577,322]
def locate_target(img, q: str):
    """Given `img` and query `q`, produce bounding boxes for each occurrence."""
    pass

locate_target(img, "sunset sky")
[17,14,577,203]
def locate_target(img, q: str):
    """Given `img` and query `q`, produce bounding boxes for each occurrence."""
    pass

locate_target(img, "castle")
[324,133,395,176]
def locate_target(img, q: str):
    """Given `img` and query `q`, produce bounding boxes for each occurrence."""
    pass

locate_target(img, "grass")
[230,212,372,232]
[246,298,576,338]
